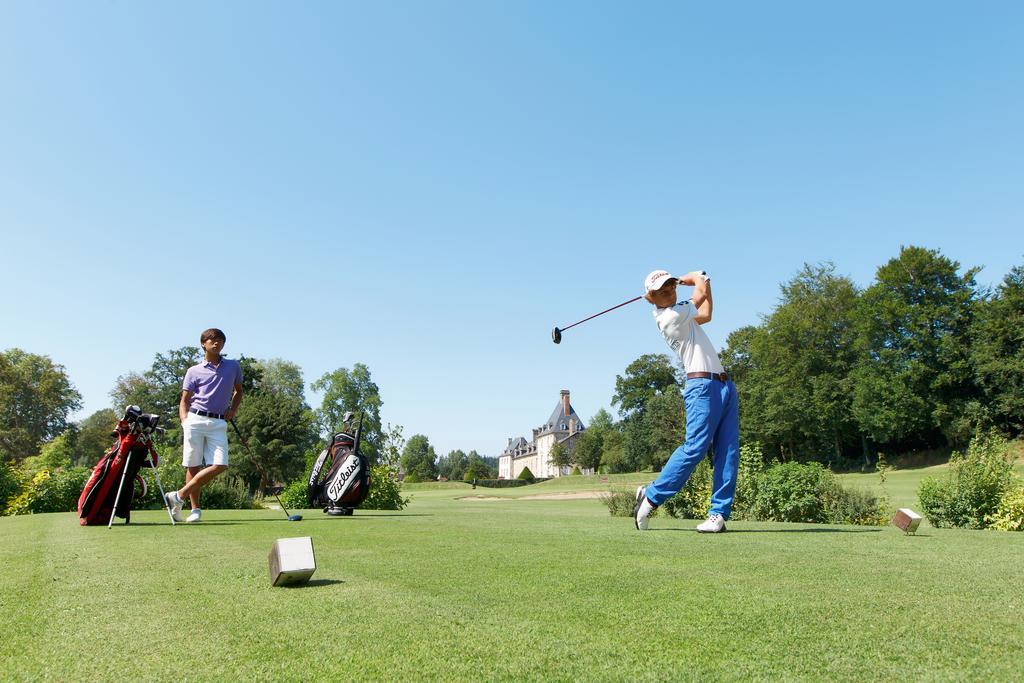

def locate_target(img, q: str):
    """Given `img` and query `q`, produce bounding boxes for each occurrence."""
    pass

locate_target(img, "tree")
[970,263,1024,436]
[0,349,83,463]
[724,264,861,462]
[548,441,572,471]
[851,246,980,451]
[71,409,119,467]
[312,363,383,463]
[110,346,201,444]
[573,429,603,473]
[379,422,406,469]
[400,434,437,480]
[258,358,305,402]
[464,451,496,479]
[438,449,468,480]
[231,388,317,492]
[611,354,681,422]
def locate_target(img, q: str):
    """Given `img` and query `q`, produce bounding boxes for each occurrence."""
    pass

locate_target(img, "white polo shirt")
[653,301,725,375]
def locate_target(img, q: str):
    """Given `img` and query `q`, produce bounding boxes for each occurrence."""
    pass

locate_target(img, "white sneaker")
[696,513,726,533]
[164,491,183,523]
[186,508,202,524]
[633,486,654,531]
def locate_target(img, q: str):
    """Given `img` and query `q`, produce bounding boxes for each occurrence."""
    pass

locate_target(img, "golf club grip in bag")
[77,423,154,526]
[307,422,370,510]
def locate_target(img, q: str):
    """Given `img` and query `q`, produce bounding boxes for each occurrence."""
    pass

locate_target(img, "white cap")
[644,270,677,293]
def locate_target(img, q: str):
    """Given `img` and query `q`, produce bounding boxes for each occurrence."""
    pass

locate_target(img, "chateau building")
[497,390,590,479]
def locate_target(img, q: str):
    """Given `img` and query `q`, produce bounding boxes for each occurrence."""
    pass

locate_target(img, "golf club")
[229,420,302,521]
[552,295,643,344]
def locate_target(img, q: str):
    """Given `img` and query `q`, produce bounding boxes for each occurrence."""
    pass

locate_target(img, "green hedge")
[918,433,1018,529]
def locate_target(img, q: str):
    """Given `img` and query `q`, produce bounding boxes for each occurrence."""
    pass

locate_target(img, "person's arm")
[225,383,243,421]
[678,271,712,324]
[179,390,193,424]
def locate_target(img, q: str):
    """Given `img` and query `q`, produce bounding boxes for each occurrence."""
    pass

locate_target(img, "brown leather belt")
[686,372,728,382]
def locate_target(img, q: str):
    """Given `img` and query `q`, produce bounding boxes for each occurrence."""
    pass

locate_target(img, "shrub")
[749,461,832,523]
[363,464,410,510]
[4,467,90,515]
[918,433,1016,529]
[517,466,535,481]
[571,466,582,476]
[0,463,22,514]
[986,484,1024,531]
[278,478,309,510]
[662,457,712,520]
[599,488,651,518]
[403,472,422,484]
[473,478,543,488]
[730,442,766,520]
[822,483,888,526]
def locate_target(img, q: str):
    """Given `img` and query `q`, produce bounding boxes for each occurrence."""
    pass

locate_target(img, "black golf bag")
[307,413,371,516]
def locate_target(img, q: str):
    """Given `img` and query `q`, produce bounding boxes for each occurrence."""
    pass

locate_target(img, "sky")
[1,1,1022,457]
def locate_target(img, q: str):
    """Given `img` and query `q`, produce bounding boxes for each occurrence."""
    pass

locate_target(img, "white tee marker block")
[892,508,922,535]
[269,536,317,586]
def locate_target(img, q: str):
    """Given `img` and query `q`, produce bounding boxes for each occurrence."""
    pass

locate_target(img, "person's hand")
[225,407,238,421]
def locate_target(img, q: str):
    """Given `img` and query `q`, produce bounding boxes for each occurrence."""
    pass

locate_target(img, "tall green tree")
[851,246,980,450]
[970,263,1024,435]
[726,264,861,462]
[379,422,405,469]
[312,363,383,463]
[110,346,201,442]
[573,409,614,473]
[548,441,572,471]
[231,389,316,492]
[464,451,495,479]
[258,358,305,402]
[0,349,83,463]
[611,354,681,422]
[400,434,437,480]
[438,449,468,480]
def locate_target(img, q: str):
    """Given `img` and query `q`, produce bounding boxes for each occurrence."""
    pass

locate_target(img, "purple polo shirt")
[182,358,243,414]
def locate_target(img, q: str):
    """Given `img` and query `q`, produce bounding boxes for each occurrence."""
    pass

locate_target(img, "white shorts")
[182,413,229,467]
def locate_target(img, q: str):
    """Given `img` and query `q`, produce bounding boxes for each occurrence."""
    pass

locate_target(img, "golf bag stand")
[307,412,371,516]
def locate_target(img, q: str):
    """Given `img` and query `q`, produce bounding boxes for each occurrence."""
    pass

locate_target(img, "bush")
[599,487,651,518]
[0,463,22,514]
[517,466,535,481]
[403,472,422,484]
[661,458,712,520]
[363,464,411,510]
[918,433,1016,529]
[4,467,90,515]
[278,478,309,510]
[986,484,1024,531]
[571,466,582,476]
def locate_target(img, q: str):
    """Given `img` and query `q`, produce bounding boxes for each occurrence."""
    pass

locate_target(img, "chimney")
[561,390,570,421]
[569,417,576,435]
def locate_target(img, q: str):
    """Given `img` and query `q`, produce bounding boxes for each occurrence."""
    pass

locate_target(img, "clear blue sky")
[2,2,1021,457]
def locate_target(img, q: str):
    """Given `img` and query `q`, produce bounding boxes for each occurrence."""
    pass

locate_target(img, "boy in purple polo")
[164,328,243,523]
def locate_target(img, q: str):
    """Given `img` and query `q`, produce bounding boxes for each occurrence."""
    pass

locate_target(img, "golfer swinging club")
[633,270,739,533]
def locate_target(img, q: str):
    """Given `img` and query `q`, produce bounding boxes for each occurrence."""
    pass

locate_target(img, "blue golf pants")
[645,378,740,518]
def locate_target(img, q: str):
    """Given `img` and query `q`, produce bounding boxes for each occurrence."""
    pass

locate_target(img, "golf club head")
[288,514,303,521]
[552,327,561,344]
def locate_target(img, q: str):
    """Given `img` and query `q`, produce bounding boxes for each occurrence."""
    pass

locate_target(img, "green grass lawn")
[3,488,1023,680]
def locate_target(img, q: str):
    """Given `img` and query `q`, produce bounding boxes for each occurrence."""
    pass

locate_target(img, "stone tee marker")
[892,508,923,535]
[269,536,317,586]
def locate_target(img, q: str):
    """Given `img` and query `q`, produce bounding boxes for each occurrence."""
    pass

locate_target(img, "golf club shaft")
[560,295,643,332]
[229,420,295,519]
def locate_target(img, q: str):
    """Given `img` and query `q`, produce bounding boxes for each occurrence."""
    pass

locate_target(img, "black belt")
[190,408,226,419]
[686,372,728,382]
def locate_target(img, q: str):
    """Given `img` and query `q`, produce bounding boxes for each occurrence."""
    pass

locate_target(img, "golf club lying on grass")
[552,296,643,344]
[229,420,302,521]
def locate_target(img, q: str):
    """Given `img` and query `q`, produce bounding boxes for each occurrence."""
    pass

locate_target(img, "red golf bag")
[78,410,163,526]
[307,412,371,516]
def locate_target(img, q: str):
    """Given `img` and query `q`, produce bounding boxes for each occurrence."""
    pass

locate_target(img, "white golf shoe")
[633,486,655,531]
[164,490,184,523]
[185,508,202,524]
[696,513,726,533]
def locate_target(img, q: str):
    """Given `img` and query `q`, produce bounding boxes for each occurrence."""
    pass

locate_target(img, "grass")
[3,487,1023,680]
